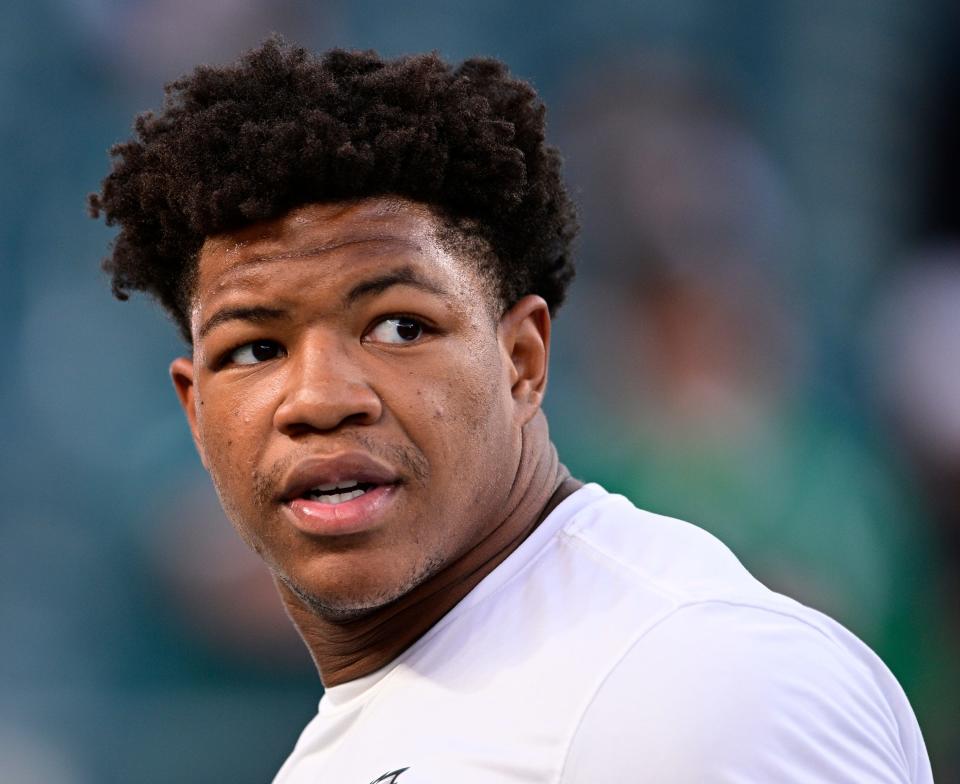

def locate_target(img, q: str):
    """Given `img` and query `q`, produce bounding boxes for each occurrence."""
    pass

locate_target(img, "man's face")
[171,198,546,618]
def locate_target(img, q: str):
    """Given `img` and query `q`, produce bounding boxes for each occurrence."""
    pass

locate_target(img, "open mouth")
[301,480,378,505]
[279,454,401,534]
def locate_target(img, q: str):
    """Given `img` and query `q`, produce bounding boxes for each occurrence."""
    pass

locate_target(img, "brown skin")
[171,198,579,685]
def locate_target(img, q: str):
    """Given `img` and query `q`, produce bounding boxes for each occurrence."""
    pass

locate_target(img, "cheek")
[412,345,514,473]
[384,346,481,425]
[194,383,277,503]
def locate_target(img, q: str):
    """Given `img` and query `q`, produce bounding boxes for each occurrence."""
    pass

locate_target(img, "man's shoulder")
[448,483,847,691]
[550,486,931,783]
[555,483,770,605]
[560,598,932,783]
[555,486,915,696]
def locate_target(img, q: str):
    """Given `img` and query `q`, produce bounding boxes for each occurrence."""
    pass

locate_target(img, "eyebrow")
[344,266,449,305]
[198,305,289,341]
[197,267,450,340]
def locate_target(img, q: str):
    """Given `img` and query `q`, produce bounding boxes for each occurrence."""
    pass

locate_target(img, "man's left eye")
[366,317,425,344]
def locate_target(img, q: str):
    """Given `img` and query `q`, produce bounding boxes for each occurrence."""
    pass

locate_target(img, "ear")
[170,355,208,469]
[498,295,551,425]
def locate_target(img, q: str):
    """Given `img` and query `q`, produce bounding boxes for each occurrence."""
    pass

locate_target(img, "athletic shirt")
[273,484,933,783]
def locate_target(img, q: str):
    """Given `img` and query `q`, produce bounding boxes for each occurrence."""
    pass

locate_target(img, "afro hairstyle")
[89,37,578,343]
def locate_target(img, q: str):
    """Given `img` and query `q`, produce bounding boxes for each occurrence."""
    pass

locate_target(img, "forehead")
[199,199,442,283]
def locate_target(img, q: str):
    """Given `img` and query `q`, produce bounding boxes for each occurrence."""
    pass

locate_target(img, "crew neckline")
[320,661,394,712]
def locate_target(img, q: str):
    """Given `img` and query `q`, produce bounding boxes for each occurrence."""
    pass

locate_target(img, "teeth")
[300,479,381,504]
[307,488,367,505]
[312,480,360,493]
[303,479,373,504]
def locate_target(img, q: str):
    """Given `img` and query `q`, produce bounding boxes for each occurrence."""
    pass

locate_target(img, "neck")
[279,411,581,687]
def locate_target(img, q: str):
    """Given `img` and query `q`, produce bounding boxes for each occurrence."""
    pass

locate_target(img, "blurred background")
[2,0,958,781]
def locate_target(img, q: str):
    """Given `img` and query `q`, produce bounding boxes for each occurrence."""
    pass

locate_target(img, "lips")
[279,453,401,502]
[278,453,402,536]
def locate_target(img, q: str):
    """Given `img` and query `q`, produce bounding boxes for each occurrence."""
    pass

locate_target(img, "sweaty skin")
[170,198,580,685]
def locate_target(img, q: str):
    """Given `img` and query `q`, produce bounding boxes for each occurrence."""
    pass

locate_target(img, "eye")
[366,317,426,345]
[226,339,286,366]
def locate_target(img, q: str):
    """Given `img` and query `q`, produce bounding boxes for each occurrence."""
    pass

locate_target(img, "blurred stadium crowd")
[1,1,958,781]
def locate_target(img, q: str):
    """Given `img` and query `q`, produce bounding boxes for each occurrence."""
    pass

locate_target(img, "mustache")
[252,432,429,506]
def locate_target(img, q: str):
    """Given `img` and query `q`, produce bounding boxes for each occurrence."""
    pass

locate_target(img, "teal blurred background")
[2,1,959,781]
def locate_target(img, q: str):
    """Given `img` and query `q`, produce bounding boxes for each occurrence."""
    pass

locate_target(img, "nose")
[273,334,382,436]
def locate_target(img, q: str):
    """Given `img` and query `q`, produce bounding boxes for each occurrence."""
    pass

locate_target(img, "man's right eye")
[226,340,286,366]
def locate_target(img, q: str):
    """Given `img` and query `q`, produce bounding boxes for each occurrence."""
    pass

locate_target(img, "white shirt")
[273,484,933,783]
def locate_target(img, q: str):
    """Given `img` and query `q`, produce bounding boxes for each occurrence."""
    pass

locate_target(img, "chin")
[295,592,393,623]
[283,552,445,622]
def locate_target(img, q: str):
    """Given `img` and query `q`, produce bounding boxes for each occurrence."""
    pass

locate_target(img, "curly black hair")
[89,37,577,343]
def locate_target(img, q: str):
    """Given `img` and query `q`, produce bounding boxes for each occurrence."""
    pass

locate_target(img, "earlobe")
[499,295,551,423]
[169,355,207,468]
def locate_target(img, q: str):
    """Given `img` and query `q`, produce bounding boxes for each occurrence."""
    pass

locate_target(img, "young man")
[91,39,932,783]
